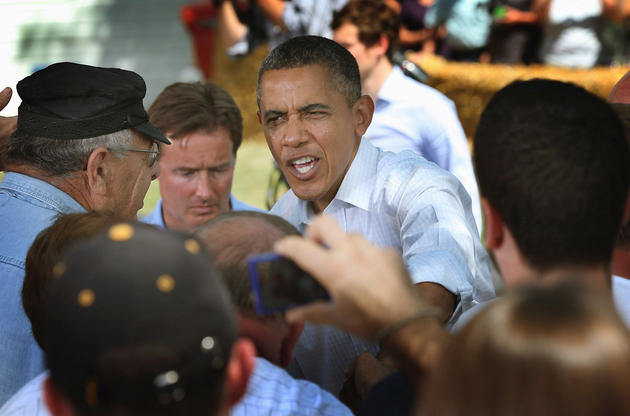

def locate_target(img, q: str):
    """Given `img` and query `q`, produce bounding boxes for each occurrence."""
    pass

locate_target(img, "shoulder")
[233,358,352,416]
[377,149,455,185]
[140,199,165,229]
[231,194,266,213]
[0,372,49,416]
[373,150,466,210]
[270,190,300,218]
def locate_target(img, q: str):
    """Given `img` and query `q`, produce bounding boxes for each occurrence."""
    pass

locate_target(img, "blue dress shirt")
[0,173,84,406]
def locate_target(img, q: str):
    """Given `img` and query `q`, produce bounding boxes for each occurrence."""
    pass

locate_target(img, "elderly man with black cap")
[0,62,169,405]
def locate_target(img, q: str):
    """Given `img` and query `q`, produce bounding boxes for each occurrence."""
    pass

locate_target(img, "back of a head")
[256,35,362,107]
[196,211,300,315]
[148,81,243,153]
[23,212,122,349]
[331,0,399,61]
[44,222,237,416]
[417,281,630,416]
[474,79,630,271]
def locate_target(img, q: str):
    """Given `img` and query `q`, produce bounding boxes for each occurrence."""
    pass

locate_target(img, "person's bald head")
[196,211,301,314]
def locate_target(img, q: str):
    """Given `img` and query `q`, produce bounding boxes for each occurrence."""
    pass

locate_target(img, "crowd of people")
[215,0,630,67]
[0,0,629,415]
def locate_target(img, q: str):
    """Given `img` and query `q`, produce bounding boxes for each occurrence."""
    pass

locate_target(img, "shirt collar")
[333,137,379,211]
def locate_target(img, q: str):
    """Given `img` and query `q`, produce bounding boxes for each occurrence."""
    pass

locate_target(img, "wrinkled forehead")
[258,65,343,108]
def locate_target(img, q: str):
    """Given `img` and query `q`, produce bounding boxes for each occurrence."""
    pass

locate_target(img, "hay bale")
[417,54,629,138]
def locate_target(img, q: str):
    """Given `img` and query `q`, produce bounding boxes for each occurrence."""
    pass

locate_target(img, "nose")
[195,171,214,201]
[282,116,309,148]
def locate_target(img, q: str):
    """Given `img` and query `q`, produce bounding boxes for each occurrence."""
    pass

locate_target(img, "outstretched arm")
[275,215,448,381]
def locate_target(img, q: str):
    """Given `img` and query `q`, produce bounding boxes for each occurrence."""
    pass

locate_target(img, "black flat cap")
[16,62,170,144]
[43,222,236,411]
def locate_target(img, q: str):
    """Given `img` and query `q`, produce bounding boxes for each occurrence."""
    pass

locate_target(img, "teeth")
[296,164,313,174]
[293,156,314,165]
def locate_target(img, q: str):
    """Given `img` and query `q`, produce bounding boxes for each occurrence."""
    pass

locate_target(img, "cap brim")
[132,121,171,145]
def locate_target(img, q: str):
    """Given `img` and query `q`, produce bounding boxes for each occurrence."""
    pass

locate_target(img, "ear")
[481,197,504,250]
[353,95,374,137]
[85,147,110,197]
[43,377,76,416]
[257,110,262,125]
[280,322,305,367]
[374,34,390,58]
[222,338,256,409]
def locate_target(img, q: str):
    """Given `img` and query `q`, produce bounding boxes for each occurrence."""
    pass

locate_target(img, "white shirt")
[0,372,49,416]
[613,275,630,328]
[367,66,482,232]
[273,137,495,393]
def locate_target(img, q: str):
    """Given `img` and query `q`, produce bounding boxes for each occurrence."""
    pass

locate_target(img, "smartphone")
[248,252,330,315]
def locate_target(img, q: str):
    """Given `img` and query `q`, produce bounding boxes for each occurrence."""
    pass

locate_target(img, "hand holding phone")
[248,252,330,315]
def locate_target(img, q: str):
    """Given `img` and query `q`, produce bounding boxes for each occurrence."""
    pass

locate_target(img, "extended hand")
[274,215,430,340]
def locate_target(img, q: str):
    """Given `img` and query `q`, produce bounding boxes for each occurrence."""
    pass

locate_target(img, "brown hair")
[417,281,630,416]
[148,81,243,154]
[196,211,300,315]
[331,0,399,62]
[22,212,123,347]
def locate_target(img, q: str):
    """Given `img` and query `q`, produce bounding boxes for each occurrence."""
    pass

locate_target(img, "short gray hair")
[1,129,135,176]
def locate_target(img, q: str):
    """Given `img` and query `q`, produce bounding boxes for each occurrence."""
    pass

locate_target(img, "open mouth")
[291,156,317,174]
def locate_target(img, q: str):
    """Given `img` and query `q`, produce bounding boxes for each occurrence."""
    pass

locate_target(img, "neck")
[613,247,630,279]
[504,262,612,291]
[362,58,393,102]
[6,164,93,210]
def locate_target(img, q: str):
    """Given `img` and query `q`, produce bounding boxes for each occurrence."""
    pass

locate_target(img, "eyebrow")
[299,103,330,112]
[174,161,233,171]
[263,103,331,120]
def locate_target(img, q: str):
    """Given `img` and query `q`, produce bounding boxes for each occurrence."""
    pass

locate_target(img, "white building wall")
[0,0,203,115]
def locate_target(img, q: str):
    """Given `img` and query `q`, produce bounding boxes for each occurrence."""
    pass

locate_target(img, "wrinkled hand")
[274,215,429,340]
[0,87,17,142]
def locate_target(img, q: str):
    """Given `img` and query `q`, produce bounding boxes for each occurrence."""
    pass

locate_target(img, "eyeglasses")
[108,142,160,167]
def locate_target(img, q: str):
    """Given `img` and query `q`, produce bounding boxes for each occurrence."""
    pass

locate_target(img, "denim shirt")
[0,172,84,406]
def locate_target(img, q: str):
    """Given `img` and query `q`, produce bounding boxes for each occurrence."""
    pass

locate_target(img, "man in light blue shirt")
[197,211,352,415]
[142,81,262,233]
[0,62,169,405]
[331,0,482,232]
[257,36,493,393]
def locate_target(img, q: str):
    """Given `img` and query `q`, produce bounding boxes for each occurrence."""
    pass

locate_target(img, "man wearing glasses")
[0,62,169,406]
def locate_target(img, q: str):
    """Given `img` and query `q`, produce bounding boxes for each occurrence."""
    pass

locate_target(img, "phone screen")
[248,252,330,315]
